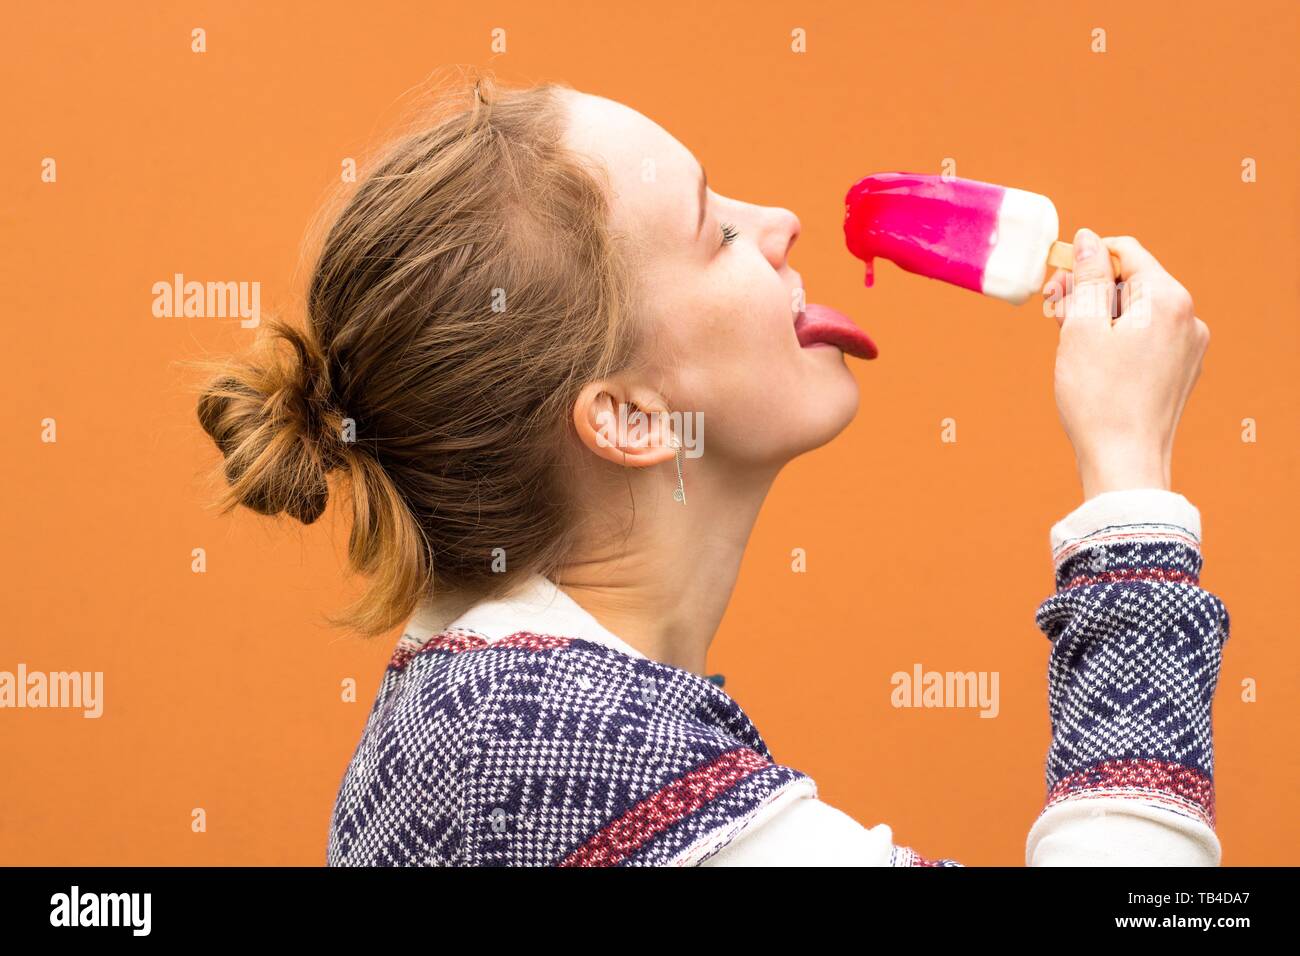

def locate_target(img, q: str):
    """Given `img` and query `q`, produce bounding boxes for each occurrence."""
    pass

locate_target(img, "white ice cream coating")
[981,188,1059,305]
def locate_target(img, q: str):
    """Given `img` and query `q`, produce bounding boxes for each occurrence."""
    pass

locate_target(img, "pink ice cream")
[844,173,1060,305]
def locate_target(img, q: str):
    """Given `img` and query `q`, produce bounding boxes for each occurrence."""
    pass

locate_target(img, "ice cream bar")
[844,172,1060,305]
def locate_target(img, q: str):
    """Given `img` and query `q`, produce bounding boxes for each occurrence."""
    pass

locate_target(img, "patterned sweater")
[326,489,1229,866]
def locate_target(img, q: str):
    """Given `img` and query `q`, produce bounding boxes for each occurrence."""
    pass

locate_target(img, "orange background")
[2,0,1296,865]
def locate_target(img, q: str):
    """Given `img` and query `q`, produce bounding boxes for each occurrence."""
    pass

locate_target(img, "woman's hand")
[1044,228,1210,501]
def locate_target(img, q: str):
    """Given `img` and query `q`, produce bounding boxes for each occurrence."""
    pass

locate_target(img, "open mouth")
[794,299,878,360]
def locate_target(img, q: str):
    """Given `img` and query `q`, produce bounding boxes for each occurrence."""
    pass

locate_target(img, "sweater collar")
[402,572,648,661]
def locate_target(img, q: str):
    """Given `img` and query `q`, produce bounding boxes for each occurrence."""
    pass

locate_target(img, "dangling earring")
[671,437,686,504]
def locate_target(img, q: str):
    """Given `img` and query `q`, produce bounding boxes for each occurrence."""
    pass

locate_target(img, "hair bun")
[197,321,346,525]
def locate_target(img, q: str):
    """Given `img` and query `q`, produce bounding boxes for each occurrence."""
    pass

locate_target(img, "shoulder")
[327,628,507,866]
[436,632,818,866]
[332,628,817,867]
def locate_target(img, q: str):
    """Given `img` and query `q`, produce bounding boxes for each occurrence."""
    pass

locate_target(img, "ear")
[572,379,678,469]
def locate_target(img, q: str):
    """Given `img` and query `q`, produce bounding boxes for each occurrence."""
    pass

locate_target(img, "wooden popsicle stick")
[1047,239,1124,276]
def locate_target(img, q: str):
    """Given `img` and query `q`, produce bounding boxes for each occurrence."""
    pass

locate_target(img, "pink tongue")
[795,303,878,360]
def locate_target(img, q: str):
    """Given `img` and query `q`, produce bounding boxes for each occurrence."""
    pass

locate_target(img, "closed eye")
[720,222,739,247]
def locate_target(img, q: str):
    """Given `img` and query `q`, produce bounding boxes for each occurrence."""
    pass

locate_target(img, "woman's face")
[560,90,870,472]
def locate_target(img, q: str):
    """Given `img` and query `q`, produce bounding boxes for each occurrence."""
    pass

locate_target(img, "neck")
[554,460,777,675]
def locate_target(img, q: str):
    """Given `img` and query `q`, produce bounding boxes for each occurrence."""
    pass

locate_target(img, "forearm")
[1027,489,1230,866]
[707,489,1229,868]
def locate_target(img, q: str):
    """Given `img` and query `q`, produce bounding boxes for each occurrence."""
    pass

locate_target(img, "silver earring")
[672,440,686,504]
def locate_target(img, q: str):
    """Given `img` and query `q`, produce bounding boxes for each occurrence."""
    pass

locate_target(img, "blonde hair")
[196,74,638,635]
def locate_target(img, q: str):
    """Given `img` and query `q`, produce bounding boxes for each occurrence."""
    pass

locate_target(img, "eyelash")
[719,222,739,246]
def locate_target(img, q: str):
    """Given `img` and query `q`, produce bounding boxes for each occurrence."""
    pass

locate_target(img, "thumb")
[1066,227,1116,328]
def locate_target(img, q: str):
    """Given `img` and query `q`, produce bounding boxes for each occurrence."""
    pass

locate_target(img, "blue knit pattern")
[326,632,812,867]
[327,524,1229,866]
[1034,533,1229,828]
[1053,535,1205,591]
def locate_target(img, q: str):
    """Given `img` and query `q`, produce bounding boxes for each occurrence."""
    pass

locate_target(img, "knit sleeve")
[1027,490,1230,865]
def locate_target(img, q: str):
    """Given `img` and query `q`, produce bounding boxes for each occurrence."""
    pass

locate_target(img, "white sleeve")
[700,796,896,866]
[1028,798,1220,866]
[1047,487,1203,554]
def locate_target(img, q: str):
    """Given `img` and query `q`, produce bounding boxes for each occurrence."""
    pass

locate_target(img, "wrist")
[1077,447,1170,500]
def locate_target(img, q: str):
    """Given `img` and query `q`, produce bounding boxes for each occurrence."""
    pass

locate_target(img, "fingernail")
[1074,229,1097,262]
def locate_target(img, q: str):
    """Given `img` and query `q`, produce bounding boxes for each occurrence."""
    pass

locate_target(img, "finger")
[1103,237,1172,330]
[1042,267,1069,327]
[1064,227,1116,331]
[1102,236,1163,283]
[1042,267,1068,297]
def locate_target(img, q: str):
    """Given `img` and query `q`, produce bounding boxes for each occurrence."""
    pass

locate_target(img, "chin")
[785,358,861,460]
[814,371,861,446]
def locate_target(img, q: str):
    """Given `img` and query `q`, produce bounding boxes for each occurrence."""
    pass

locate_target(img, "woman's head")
[559,88,860,471]
[196,75,861,633]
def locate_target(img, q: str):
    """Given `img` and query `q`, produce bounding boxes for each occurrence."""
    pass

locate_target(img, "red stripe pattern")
[1062,567,1198,589]
[390,629,572,670]
[1044,757,1216,828]
[558,748,771,867]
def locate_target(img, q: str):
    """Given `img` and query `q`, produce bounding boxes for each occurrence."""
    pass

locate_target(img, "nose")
[760,206,801,269]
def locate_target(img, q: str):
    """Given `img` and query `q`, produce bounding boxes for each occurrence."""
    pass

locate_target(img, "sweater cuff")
[1051,489,1201,554]
[1026,797,1221,866]
[1049,489,1204,588]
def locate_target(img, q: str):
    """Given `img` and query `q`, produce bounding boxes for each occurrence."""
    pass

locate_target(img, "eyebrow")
[695,163,708,238]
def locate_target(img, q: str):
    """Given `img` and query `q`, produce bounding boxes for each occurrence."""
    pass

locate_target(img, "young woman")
[197,76,1227,866]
